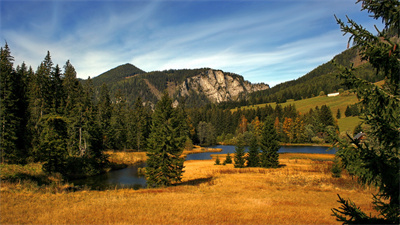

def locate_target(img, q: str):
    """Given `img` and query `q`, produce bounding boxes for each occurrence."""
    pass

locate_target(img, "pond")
[185,145,336,160]
[71,162,147,190]
[72,145,335,190]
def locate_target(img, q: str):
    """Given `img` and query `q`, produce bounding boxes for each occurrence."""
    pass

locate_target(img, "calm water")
[71,162,147,190]
[73,145,335,189]
[185,145,336,160]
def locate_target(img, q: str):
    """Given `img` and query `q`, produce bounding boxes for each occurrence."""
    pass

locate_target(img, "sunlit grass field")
[1,151,376,224]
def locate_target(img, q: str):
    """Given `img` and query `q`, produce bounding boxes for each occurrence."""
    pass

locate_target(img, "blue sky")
[1,0,380,87]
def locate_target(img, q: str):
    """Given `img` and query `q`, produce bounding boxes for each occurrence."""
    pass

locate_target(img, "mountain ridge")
[89,66,269,107]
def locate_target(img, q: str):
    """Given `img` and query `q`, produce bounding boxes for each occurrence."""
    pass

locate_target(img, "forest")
[1,42,361,179]
[1,0,398,223]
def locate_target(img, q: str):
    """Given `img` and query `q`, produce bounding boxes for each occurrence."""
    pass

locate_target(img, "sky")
[0,0,381,87]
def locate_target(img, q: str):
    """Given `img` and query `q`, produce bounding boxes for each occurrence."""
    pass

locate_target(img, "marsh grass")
[1,153,376,224]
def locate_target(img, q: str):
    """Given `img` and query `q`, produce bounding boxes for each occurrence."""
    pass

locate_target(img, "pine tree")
[111,90,128,150]
[224,152,232,164]
[344,105,352,117]
[28,52,54,159]
[336,109,341,119]
[130,97,149,151]
[97,83,112,149]
[246,134,259,167]
[234,137,246,168]
[0,43,21,163]
[62,60,84,156]
[332,1,399,223]
[214,155,220,165]
[146,93,187,187]
[259,116,280,168]
[39,114,68,175]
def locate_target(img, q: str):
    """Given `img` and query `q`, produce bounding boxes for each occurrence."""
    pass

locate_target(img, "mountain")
[91,63,145,87]
[89,66,269,107]
[247,47,380,105]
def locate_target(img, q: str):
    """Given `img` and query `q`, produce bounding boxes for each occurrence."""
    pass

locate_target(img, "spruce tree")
[259,116,280,168]
[246,135,260,167]
[146,93,187,187]
[214,155,220,165]
[39,114,68,175]
[97,83,112,149]
[332,1,399,223]
[224,152,233,164]
[336,109,341,119]
[111,90,128,150]
[234,137,246,168]
[0,43,21,163]
[130,97,149,151]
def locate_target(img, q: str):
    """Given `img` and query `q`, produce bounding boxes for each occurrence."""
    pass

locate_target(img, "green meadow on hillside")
[234,93,360,132]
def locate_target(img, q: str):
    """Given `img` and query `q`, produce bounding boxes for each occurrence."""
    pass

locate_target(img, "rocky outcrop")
[178,69,269,103]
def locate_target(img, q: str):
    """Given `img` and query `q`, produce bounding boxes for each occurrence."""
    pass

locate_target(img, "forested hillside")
[91,63,145,87]
[89,67,268,107]
[247,47,380,105]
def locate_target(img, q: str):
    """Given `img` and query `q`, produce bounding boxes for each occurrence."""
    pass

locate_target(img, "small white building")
[327,92,340,97]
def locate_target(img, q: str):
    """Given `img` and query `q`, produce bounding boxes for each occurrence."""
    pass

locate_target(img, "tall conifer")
[234,137,246,168]
[146,93,187,187]
[246,135,260,167]
[332,1,399,223]
[259,116,280,168]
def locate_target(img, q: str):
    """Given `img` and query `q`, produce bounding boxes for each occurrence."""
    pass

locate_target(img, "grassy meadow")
[233,93,361,133]
[1,151,377,224]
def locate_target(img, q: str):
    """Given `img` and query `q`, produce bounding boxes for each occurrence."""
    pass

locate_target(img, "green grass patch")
[338,116,362,133]
[233,93,360,132]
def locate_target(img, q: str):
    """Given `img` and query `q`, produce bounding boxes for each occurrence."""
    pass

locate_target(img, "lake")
[73,145,335,190]
[185,145,336,160]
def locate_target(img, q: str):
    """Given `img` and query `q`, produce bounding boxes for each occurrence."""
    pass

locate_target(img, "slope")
[248,47,380,105]
[235,93,361,133]
[91,63,145,87]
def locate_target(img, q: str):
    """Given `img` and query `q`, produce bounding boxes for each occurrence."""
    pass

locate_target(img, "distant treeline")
[1,43,344,178]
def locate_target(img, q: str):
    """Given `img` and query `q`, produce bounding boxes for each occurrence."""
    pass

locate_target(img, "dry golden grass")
[1,153,377,225]
[106,150,147,165]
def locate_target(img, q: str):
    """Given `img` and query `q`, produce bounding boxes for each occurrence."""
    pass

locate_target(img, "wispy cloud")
[1,0,379,86]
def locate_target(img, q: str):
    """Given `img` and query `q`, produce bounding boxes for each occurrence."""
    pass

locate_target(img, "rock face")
[178,69,269,103]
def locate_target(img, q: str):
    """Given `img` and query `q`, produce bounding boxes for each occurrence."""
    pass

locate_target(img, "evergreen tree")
[14,63,31,160]
[0,43,22,163]
[319,105,336,128]
[234,137,246,168]
[97,83,112,149]
[28,52,54,158]
[39,114,68,175]
[62,60,81,114]
[111,90,128,150]
[81,77,104,160]
[62,60,84,156]
[197,121,216,146]
[344,105,352,117]
[259,116,280,168]
[332,1,399,223]
[50,64,64,114]
[146,93,187,187]
[130,97,149,151]
[336,108,341,119]
[246,134,260,167]
[224,152,233,164]
[214,155,220,165]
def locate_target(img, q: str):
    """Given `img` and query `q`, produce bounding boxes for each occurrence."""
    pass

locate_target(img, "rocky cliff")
[89,65,269,106]
[177,69,269,103]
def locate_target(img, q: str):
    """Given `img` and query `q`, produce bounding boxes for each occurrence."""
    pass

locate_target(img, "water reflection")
[185,145,336,160]
[71,162,147,190]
